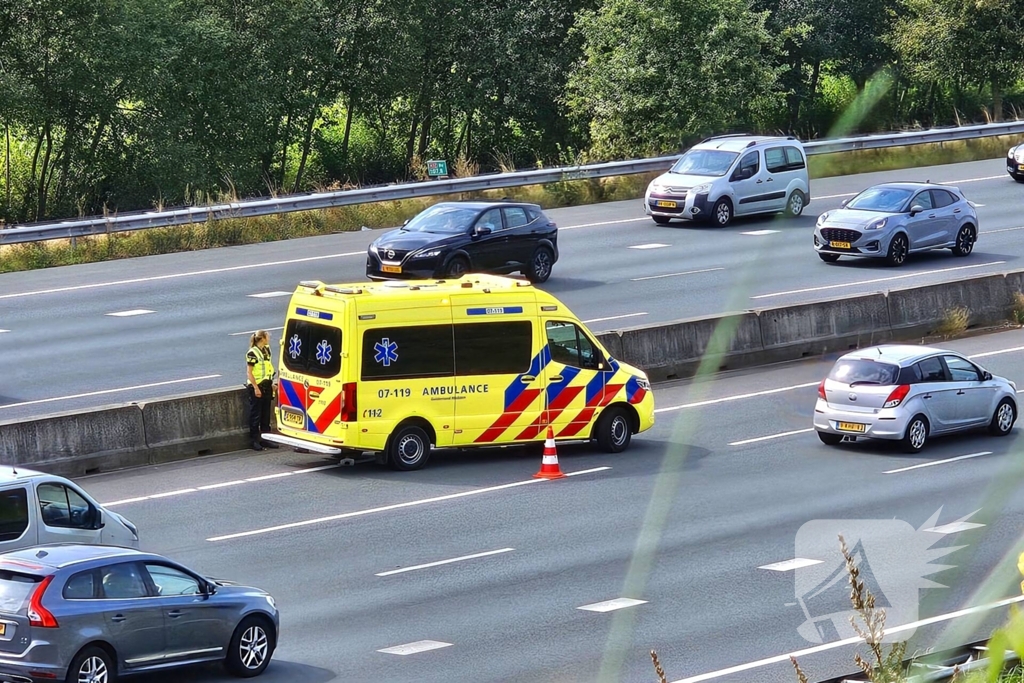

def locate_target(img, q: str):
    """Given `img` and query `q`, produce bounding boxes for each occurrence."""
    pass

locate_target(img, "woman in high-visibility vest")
[246,330,279,451]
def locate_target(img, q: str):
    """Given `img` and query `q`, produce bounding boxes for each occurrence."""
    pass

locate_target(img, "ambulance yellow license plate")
[656,200,677,208]
[282,410,304,427]
[382,265,402,273]
[837,422,866,433]
[830,241,851,249]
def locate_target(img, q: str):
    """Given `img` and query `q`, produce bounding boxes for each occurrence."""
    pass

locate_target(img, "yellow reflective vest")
[247,345,274,385]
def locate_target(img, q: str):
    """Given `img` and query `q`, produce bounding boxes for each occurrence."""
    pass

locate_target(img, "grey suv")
[0,544,279,682]
[813,181,979,266]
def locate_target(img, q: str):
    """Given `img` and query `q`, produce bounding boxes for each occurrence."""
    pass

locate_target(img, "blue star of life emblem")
[316,339,332,365]
[374,338,398,366]
[288,334,301,359]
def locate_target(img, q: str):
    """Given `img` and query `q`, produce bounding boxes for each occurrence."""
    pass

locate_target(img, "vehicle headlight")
[692,184,711,194]
[412,249,442,259]
[866,217,887,230]
[369,243,378,253]
[1016,150,1024,162]
[266,595,276,610]
[817,212,830,226]
[650,182,667,193]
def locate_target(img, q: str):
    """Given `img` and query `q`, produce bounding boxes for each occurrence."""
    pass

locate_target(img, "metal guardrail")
[2,120,1023,246]
[816,638,1020,683]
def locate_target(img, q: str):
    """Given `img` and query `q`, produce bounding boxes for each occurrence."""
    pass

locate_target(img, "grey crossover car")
[0,544,279,682]
[814,345,1017,452]
[813,182,979,266]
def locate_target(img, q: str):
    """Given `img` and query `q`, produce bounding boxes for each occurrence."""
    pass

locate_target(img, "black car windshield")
[402,204,479,234]
[828,359,900,385]
[844,187,913,212]
[669,149,738,177]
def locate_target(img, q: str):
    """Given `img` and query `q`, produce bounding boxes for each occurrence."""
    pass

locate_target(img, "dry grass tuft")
[1011,292,1024,326]
[937,305,971,340]
[651,650,668,683]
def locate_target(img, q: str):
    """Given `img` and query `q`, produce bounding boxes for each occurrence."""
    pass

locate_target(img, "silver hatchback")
[814,345,1018,452]
[813,182,979,266]
[0,544,279,682]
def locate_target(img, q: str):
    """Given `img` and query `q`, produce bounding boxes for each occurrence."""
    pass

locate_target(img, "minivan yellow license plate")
[656,200,677,208]
[382,265,402,273]
[829,241,852,249]
[837,422,866,433]
[282,411,304,427]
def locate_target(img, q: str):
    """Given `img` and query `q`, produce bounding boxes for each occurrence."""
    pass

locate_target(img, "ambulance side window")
[545,321,599,370]
[361,325,455,380]
[453,321,533,375]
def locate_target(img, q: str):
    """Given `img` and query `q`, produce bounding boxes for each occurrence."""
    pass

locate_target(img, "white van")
[0,467,139,552]
[644,134,811,227]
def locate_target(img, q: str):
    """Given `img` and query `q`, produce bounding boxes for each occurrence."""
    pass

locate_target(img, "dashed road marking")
[729,428,813,446]
[758,558,823,572]
[378,640,453,656]
[741,229,780,236]
[230,326,284,337]
[924,521,986,534]
[882,451,993,474]
[629,243,671,250]
[106,309,155,317]
[578,598,648,613]
[248,291,291,298]
[654,382,819,414]
[0,329,8,333]
[376,548,514,577]
[631,267,724,282]
[0,375,222,412]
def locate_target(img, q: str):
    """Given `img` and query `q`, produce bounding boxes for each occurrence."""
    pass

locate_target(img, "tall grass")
[1,134,1019,275]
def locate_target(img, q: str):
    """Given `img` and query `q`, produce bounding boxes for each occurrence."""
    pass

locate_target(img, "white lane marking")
[741,229,780,236]
[944,174,1006,184]
[925,521,986,534]
[631,267,724,282]
[729,428,813,446]
[583,312,648,324]
[561,217,648,231]
[0,251,365,300]
[668,594,1024,683]
[0,329,9,333]
[376,548,514,577]
[973,203,986,207]
[982,225,1024,235]
[0,375,222,411]
[654,382,819,414]
[577,598,648,613]
[970,346,1024,359]
[206,466,612,542]
[815,192,857,200]
[378,640,452,655]
[230,326,284,337]
[101,463,343,507]
[758,558,823,572]
[629,243,671,250]
[883,451,993,474]
[248,291,291,298]
[106,309,155,317]
[751,261,1006,299]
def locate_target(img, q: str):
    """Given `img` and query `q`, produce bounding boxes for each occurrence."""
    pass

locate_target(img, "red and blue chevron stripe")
[475,346,552,443]
[278,379,340,435]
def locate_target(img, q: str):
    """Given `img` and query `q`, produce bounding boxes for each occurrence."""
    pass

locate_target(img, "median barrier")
[4,268,1024,474]
[887,273,1012,337]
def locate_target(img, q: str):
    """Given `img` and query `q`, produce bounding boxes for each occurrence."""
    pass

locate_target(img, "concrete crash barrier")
[4,269,1024,474]
[0,405,147,477]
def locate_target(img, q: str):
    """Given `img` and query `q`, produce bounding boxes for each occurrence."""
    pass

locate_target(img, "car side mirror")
[91,508,105,530]
[402,219,410,227]
[839,199,849,208]
[983,371,993,381]
[474,226,492,237]
[909,204,924,216]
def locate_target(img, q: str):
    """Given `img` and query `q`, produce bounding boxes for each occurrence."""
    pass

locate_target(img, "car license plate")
[656,200,677,208]
[282,410,304,427]
[382,265,402,273]
[837,421,866,433]
[829,241,851,249]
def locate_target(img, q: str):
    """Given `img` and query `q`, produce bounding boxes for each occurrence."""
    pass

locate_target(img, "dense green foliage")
[1,0,1023,224]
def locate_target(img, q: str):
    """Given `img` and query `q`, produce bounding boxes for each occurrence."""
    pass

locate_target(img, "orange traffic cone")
[533,426,566,479]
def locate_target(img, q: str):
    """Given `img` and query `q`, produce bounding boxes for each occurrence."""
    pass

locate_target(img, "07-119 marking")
[378,388,411,399]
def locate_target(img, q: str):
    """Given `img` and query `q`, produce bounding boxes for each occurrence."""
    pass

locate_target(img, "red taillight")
[884,384,911,408]
[340,382,357,422]
[28,575,58,628]
[818,379,827,400]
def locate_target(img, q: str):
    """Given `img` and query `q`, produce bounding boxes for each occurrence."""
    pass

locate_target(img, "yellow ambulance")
[262,274,655,470]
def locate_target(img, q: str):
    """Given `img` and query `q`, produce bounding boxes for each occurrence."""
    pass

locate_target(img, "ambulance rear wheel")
[387,425,431,471]
[596,407,631,453]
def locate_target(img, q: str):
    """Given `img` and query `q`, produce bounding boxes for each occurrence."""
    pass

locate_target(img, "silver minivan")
[644,134,811,227]
[0,468,139,552]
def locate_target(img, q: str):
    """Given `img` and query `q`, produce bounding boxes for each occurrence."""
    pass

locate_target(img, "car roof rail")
[697,133,752,145]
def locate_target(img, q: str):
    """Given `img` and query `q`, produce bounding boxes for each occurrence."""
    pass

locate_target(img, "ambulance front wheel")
[596,406,632,453]
[387,424,432,471]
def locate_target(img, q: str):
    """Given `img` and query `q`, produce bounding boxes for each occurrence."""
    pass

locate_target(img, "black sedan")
[365,201,559,283]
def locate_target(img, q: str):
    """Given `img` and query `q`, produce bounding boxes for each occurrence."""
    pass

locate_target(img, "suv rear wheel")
[66,646,115,683]
[785,191,806,217]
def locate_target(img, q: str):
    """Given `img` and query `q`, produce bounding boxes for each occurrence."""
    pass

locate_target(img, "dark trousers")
[248,381,273,442]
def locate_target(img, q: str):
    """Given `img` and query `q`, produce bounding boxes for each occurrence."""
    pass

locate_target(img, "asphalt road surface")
[1,158,1021,421]
[70,326,1024,683]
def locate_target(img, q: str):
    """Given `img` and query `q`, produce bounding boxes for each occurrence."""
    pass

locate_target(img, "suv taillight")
[28,575,58,628]
[818,379,827,400]
[340,383,357,422]
[883,384,911,408]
